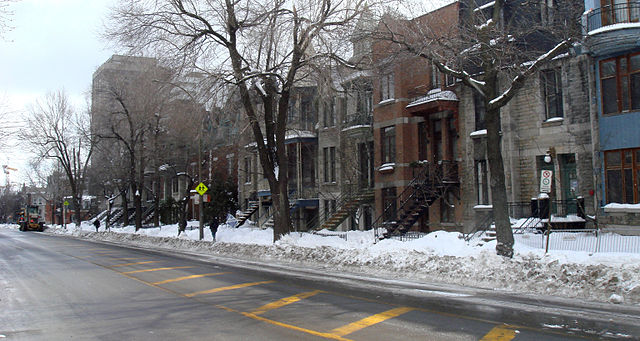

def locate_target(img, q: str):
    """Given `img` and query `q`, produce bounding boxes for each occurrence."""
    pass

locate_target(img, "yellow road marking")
[184,280,276,297]
[152,272,229,285]
[480,325,517,341]
[252,290,324,315]
[122,266,193,274]
[110,257,144,260]
[329,306,414,337]
[241,311,354,341]
[111,261,159,267]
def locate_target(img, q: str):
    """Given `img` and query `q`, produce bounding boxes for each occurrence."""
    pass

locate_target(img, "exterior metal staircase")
[262,201,299,230]
[141,205,157,225]
[309,187,375,231]
[373,161,459,240]
[319,189,375,230]
[236,200,259,227]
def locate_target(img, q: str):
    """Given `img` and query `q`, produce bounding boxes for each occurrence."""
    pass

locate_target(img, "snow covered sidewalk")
[33,221,640,306]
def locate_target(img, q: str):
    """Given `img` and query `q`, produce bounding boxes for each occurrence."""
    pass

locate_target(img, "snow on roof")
[406,89,458,108]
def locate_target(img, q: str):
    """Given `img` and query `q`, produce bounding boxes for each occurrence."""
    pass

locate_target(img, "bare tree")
[106,0,369,241]
[22,90,94,227]
[0,0,18,38]
[379,0,583,257]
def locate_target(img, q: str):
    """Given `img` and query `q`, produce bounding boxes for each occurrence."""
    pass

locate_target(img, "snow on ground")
[6,220,640,306]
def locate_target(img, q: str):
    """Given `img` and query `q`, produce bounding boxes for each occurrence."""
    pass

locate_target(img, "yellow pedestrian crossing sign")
[195,182,208,196]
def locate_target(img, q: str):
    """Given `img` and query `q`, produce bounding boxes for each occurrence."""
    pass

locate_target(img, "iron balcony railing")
[586,3,640,32]
[343,111,373,128]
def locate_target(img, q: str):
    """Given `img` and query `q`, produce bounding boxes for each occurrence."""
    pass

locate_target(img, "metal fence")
[389,231,429,242]
[515,228,640,254]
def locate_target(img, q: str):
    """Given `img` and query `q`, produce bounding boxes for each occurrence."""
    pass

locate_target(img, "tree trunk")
[485,105,514,257]
[135,151,144,230]
[271,175,293,242]
[121,187,129,226]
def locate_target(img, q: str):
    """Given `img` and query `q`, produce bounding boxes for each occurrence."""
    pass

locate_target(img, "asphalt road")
[1,228,639,340]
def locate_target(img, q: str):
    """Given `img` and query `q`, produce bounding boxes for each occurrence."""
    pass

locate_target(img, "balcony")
[584,3,640,56]
[341,112,372,136]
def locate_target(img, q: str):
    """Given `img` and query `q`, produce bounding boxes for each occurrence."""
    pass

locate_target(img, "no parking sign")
[540,170,553,193]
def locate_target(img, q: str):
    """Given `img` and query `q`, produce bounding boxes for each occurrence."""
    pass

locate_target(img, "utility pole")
[198,124,204,240]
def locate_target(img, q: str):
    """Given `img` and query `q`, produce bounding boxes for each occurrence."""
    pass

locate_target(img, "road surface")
[1,228,638,340]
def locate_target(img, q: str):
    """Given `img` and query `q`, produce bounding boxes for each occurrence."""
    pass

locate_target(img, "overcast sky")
[0,0,116,185]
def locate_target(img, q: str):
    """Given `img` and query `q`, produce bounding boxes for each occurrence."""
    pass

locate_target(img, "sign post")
[540,170,553,193]
[63,200,69,229]
[195,182,208,240]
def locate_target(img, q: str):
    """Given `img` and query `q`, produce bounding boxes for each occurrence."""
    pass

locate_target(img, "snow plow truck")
[18,205,45,231]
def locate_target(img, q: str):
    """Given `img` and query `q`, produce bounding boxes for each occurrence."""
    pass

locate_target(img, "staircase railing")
[463,212,494,241]
[308,184,373,231]
[372,161,458,241]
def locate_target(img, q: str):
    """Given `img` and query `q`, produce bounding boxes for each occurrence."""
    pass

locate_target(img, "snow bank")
[27,221,640,306]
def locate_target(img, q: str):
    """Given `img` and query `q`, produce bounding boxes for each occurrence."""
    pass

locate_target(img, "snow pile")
[30,221,640,306]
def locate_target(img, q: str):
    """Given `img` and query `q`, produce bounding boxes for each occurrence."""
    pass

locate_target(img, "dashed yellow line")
[252,290,324,315]
[184,280,276,297]
[110,257,144,260]
[111,261,160,267]
[480,325,517,341]
[329,306,415,337]
[122,266,193,274]
[152,272,229,285]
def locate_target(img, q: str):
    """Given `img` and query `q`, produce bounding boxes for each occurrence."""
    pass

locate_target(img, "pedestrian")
[93,219,100,232]
[210,215,219,241]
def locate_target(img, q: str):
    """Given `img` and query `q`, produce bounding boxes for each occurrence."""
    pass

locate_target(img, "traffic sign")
[63,200,70,206]
[540,170,553,193]
[195,182,208,196]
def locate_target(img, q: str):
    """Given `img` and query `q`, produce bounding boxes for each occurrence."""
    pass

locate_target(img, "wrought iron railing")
[343,112,373,128]
[372,161,459,241]
[307,184,374,231]
[586,3,640,32]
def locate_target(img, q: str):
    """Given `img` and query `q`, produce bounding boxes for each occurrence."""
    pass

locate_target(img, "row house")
[368,1,597,237]
[583,0,640,227]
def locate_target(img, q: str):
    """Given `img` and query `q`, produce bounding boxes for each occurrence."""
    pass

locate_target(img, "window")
[431,62,441,89]
[380,72,394,101]
[441,192,455,223]
[323,146,336,183]
[605,148,640,203]
[381,126,396,164]
[382,187,397,222]
[358,142,374,188]
[226,153,234,177]
[600,53,640,115]
[600,0,640,26]
[473,89,486,131]
[244,156,252,184]
[172,178,179,193]
[357,88,372,114]
[475,160,489,204]
[323,98,335,127]
[323,199,336,220]
[542,69,564,119]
